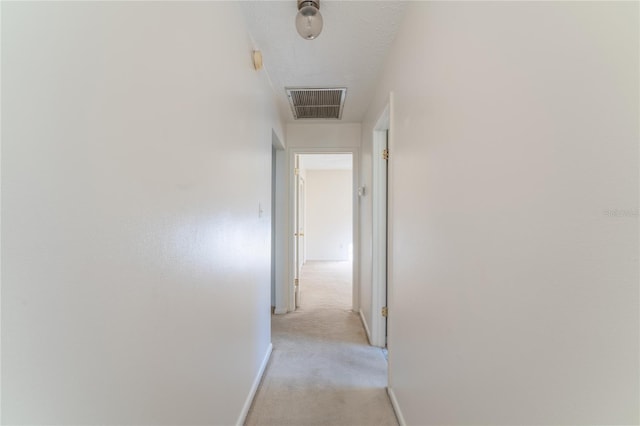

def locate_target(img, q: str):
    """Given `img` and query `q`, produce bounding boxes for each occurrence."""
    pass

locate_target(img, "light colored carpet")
[245,261,399,426]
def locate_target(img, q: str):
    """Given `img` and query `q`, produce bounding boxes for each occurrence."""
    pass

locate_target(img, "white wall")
[273,144,287,314]
[305,170,352,261]
[1,2,284,425]
[286,123,361,149]
[271,132,286,310]
[362,2,639,425]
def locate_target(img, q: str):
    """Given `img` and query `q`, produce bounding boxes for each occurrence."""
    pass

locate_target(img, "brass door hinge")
[381,306,388,317]
[294,278,299,288]
[382,149,389,160]
[294,167,300,176]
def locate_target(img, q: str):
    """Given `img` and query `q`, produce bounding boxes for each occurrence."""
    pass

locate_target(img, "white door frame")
[372,103,390,347]
[286,147,360,313]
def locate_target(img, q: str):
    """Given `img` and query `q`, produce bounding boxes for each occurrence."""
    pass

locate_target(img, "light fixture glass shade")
[295,5,323,40]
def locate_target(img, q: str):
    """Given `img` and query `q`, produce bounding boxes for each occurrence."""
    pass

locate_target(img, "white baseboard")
[236,343,273,426]
[387,387,406,426]
[359,309,372,345]
[274,307,288,315]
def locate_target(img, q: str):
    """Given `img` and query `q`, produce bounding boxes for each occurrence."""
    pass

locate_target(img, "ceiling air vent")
[285,87,347,120]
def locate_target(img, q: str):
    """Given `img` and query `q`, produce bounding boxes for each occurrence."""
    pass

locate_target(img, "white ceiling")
[300,154,352,170]
[240,1,408,123]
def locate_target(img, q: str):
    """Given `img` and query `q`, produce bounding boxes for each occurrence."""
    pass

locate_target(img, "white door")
[293,156,306,308]
[373,130,389,347]
[299,177,306,266]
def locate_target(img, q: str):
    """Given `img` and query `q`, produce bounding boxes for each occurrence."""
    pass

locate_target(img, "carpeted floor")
[245,261,399,426]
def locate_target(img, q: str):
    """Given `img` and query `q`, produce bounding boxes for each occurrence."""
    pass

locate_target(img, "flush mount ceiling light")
[296,0,323,40]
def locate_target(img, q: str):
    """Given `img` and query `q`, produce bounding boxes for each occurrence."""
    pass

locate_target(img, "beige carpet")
[245,261,399,426]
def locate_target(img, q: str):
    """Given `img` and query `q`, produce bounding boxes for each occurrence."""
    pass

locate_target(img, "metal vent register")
[286,87,347,120]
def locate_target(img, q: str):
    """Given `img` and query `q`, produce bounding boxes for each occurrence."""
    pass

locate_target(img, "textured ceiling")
[240,1,408,123]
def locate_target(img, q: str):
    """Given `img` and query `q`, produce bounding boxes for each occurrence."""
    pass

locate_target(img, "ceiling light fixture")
[295,0,323,40]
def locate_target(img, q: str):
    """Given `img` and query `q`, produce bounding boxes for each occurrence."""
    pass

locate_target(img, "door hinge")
[294,167,300,176]
[381,306,388,317]
[294,278,299,288]
[382,149,389,160]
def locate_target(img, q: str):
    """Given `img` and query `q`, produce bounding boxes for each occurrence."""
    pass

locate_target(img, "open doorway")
[293,153,354,310]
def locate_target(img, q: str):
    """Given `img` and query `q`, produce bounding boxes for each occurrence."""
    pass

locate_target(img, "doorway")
[290,151,357,312]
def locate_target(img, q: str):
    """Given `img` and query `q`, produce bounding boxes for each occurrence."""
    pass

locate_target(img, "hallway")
[245,261,398,426]
[2,2,637,424]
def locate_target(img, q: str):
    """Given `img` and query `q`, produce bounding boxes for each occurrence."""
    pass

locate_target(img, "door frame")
[286,147,360,313]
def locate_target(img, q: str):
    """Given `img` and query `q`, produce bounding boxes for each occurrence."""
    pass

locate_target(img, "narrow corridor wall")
[1,2,283,424]
[286,123,361,149]
[362,2,639,425]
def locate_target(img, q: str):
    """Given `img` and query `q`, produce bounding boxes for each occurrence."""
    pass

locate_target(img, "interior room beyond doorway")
[294,153,354,309]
